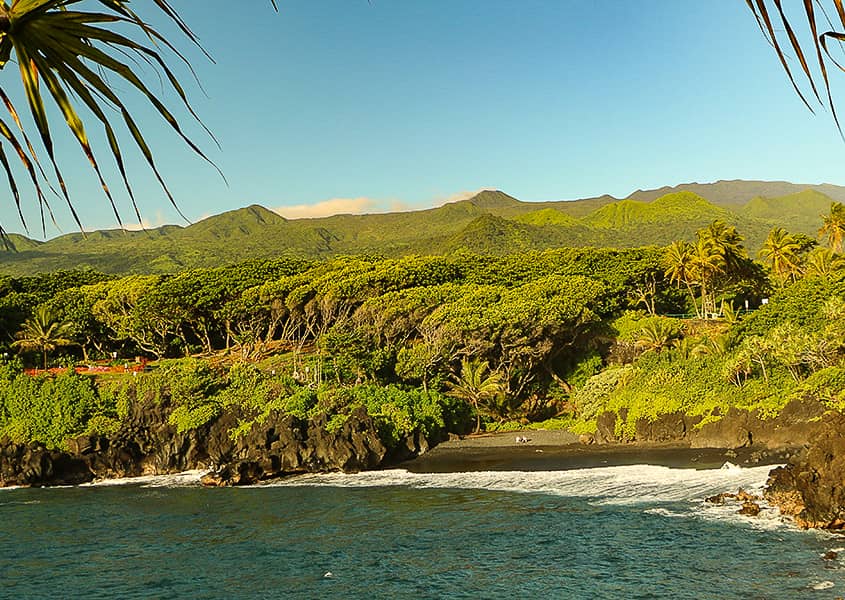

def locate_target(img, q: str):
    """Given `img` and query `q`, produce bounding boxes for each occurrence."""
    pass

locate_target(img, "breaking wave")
[270,463,776,504]
[82,469,207,488]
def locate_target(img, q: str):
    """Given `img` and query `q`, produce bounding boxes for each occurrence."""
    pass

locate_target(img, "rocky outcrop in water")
[764,411,845,530]
[0,401,430,488]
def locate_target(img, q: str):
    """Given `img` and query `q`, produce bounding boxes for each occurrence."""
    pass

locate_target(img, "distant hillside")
[0,181,837,275]
[740,189,832,237]
[584,192,731,228]
[576,191,766,248]
[627,179,845,206]
[514,208,584,228]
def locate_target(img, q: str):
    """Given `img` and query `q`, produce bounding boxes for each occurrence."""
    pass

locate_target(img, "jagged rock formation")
[0,401,430,488]
[764,411,845,530]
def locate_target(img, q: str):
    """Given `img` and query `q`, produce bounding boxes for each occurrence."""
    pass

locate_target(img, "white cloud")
[271,187,498,220]
[272,197,377,219]
[120,211,169,231]
[435,187,498,207]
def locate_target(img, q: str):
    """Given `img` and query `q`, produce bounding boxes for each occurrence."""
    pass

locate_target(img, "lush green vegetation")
[0,210,843,450]
[0,361,104,450]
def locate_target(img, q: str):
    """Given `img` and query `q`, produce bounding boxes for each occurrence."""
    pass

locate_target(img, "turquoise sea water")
[1,465,843,599]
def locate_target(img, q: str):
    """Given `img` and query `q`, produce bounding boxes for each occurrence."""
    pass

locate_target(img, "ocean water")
[1,464,843,599]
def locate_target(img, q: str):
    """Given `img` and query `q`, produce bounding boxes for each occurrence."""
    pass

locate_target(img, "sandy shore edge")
[402,430,797,473]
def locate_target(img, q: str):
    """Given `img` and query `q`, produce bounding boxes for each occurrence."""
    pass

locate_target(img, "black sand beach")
[403,430,797,473]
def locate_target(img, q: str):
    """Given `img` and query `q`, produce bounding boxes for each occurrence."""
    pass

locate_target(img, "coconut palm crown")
[758,227,803,286]
[12,304,73,369]
[819,202,845,253]
[446,358,505,434]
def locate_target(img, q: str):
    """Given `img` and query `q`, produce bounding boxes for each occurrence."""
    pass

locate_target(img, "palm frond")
[748,1,845,136]
[0,1,273,235]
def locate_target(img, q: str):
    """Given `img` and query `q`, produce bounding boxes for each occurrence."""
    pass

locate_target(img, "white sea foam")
[268,464,798,529]
[697,496,787,531]
[643,507,687,519]
[82,469,208,488]
[269,463,776,503]
[810,580,835,590]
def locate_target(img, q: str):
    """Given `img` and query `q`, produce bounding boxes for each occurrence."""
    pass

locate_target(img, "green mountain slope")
[740,190,834,237]
[584,192,736,229]
[514,208,584,227]
[441,215,538,254]
[1,234,43,252]
[582,192,737,241]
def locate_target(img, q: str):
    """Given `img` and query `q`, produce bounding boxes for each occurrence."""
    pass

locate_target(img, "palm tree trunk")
[684,281,700,318]
[474,399,481,434]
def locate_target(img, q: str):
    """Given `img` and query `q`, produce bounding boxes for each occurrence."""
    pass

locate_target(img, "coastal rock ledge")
[764,411,845,530]
[0,402,431,488]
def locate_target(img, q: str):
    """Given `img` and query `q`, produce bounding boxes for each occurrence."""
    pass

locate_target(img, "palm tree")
[690,235,724,318]
[0,1,277,235]
[701,220,747,273]
[635,321,681,355]
[758,227,803,286]
[693,220,749,317]
[663,240,699,317]
[12,305,74,370]
[819,202,845,253]
[804,247,845,278]
[446,358,505,434]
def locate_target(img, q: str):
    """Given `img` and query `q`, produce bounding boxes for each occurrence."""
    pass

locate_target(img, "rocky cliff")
[764,411,845,530]
[593,399,826,449]
[0,399,431,488]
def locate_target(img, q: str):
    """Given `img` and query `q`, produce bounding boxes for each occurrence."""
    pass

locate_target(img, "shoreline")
[401,430,796,474]
[0,435,795,491]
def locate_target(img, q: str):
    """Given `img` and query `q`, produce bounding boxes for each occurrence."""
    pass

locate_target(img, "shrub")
[796,366,845,410]
[572,366,633,421]
[732,277,845,341]
[0,370,99,449]
[611,312,683,342]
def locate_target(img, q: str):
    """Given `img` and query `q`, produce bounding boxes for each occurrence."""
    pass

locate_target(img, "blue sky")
[5,1,845,236]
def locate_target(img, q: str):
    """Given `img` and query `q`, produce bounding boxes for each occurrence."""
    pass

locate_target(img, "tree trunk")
[473,399,481,434]
[754,357,768,383]
[684,282,700,318]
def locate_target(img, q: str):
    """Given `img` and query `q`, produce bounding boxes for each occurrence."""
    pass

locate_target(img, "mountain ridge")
[0,180,839,275]
[626,179,845,205]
